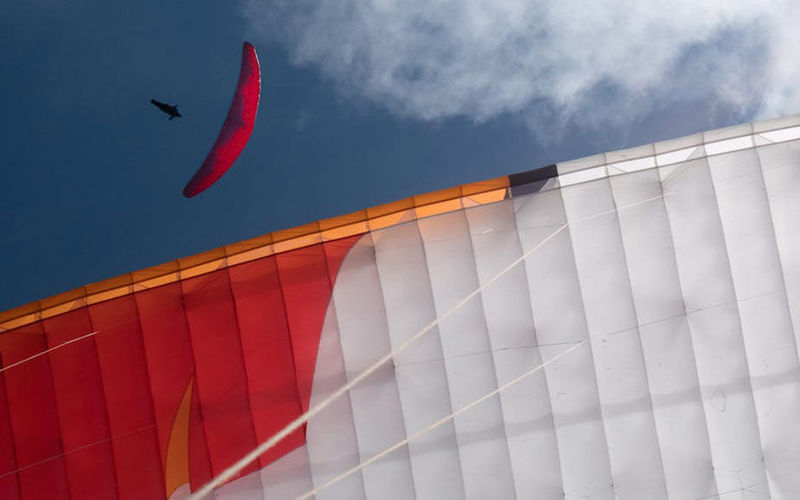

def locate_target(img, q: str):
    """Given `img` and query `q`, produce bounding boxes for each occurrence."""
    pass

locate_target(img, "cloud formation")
[242,0,799,133]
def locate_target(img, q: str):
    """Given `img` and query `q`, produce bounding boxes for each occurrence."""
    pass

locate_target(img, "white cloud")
[242,0,799,133]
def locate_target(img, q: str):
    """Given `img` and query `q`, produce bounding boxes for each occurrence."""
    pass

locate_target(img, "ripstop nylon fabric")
[233,138,800,499]
[2,119,800,499]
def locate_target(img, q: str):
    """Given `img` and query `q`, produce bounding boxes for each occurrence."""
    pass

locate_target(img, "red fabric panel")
[44,310,118,499]
[276,239,359,412]
[323,235,363,287]
[0,324,68,499]
[188,381,212,492]
[276,245,331,413]
[181,270,259,479]
[0,234,361,497]
[0,363,20,500]
[228,257,304,467]
[89,296,165,499]
[135,283,209,489]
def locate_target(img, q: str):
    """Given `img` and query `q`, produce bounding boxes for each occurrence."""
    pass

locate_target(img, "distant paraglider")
[183,42,261,198]
[150,99,181,120]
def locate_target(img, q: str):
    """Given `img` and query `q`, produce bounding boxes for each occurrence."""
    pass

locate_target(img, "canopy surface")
[2,115,800,499]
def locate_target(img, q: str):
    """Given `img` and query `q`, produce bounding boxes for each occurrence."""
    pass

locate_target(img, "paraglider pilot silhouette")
[150,99,182,120]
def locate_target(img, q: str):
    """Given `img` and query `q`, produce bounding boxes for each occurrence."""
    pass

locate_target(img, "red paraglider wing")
[183,42,261,197]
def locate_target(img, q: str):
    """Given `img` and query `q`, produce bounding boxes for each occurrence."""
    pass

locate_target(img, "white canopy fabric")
[193,115,800,499]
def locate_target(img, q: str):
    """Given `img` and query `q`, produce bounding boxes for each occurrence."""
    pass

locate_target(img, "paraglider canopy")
[183,42,261,198]
[4,115,800,498]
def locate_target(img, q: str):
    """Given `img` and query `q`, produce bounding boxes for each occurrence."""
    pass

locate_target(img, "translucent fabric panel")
[214,473,264,500]
[710,147,800,497]
[608,168,715,498]
[703,122,753,143]
[757,139,800,496]
[758,141,800,338]
[514,189,614,499]
[330,234,414,500]
[465,199,562,498]
[300,139,800,498]
[605,143,654,164]
[560,177,665,498]
[371,221,465,499]
[753,114,800,133]
[557,153,605,174]
[660,157,769,495]
[418,211,515,499]
[705,135,754,156]
[258,446,314,500]
[306,305,365,500]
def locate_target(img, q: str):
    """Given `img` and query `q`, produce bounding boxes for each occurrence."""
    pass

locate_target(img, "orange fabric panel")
[413,186,462,206]
[466,188,508,205]
[415,198,463,218]
[224,233,273,258]
[180,259,226,280]
[131,261,180,284]
[87,285,131,305]
[165,380,193,497]
[318,209,369,231]
[460,176,510,195]
[38,287,85,311]
[321,221,369,241]
[178,248,226,271]
[226,244,274,267]
[368,210,415,231]
[272,233,322,254]
[366,197,415,218]
[0,302,40,327]
[85,274,133,295]
[272,221,321,243]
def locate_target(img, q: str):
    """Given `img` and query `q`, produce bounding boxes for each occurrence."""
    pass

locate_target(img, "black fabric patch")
[509,165,558,197]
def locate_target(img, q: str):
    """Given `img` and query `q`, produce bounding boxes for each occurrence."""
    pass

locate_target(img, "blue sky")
[1,1,796,310]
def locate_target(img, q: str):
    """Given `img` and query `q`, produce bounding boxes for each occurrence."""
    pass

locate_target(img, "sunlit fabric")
[183,42,261,198]
[2,115,800,499]
[0,238,359,499]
